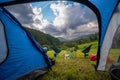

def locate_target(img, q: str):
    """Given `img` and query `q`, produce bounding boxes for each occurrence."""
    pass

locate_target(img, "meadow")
[38,41,120,80]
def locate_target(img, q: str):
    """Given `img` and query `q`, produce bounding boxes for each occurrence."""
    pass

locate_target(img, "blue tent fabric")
[26,31,51,67]
[0,0,119,75]
[89,0,119,70]
[89,0,119,48]
[118,56,120,63]
[0,7,51,80]
[0,0,13,3]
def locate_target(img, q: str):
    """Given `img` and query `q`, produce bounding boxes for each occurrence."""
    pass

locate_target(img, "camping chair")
[81,44,92,58]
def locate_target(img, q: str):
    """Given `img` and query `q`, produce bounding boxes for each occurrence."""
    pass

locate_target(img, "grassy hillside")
[25,28,60,47]
[39,42,120,80]
[38,41,119,80]
[39,58,111,80]
[24,28,119,80]
[60,33,98,50]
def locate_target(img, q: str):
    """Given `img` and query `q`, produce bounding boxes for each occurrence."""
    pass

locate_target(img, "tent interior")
[0,0,120,80]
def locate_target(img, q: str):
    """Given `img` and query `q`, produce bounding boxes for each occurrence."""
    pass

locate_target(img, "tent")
[0,7,51,80]
[0,0,120,79]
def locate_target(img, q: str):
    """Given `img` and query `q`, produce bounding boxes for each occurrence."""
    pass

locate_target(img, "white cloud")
[6,4,45,30]
[6,1,98,40]
[49,2,98,39]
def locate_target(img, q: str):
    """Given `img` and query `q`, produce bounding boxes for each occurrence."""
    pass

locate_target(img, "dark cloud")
[5,1,98,40]
[41,23,60,35]
[50,2,97,30]
[49,2,98,39]
[69,5,96,29]
[6,4,34,24]
[5,3,42,29]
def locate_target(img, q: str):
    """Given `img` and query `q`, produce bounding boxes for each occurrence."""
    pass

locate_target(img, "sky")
[6,1,98,40]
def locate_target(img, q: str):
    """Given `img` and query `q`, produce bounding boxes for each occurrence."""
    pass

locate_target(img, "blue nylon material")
[89,0,118,48]
[0,0,13,3]
[0,8,47,80]
[118,56,120,63]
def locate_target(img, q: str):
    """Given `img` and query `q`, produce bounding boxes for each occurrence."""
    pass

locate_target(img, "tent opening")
[5,1,99,59]
[0,1,103,80]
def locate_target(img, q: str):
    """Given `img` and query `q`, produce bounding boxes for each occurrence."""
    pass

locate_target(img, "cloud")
[59,20,98,39]
[5,4,44,30]
[49,2,98,39]
[5,1,98,40]
[50,2,96,30]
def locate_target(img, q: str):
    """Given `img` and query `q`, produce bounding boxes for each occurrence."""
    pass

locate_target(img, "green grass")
[38,41,120,80]
[38,58,110,80]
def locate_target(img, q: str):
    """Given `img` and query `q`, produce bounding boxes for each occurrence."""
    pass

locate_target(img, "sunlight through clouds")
[6,1,98,40]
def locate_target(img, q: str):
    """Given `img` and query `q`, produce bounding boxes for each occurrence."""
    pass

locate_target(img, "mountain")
[70,33,99,41]
[25,27,61,47]
[61,33,99,48]
[24,27,99,49]
[57,37,68,42]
